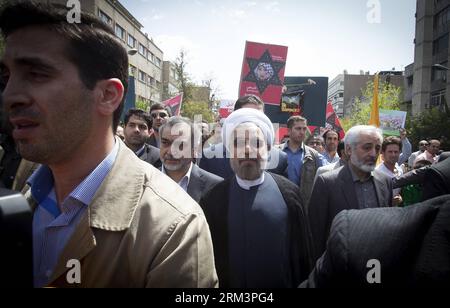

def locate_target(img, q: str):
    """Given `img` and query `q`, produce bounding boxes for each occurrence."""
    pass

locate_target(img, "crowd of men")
[0,2,449,288]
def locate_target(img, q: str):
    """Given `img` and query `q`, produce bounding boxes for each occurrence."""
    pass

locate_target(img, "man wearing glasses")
[408,140,429,168]
[147,103,171,148]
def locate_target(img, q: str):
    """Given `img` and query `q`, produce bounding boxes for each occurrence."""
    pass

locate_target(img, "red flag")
[307,102,345,139]
[325,101,345,139]
[239,41,288,106]
[219,100,235,119]
[276,127,289,144]
[162,93,183,116]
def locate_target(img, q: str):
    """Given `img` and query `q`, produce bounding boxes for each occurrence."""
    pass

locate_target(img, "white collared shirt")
[235,173,265,190]
[162,162,193,192]
[376,162,404,196]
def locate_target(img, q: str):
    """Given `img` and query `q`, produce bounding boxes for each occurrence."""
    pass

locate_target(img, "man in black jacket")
[200,108,313,288]
[123,108,161,168]
[301,194,450,287]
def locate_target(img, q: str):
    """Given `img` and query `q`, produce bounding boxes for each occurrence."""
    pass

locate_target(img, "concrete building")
[328,71,405,118]
[36,0,164,105]
[162,61,179,101]
[403,63,414,115]
[412,0,450,115]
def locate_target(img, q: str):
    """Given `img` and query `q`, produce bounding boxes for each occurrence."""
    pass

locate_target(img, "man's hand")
[399,128,407,140]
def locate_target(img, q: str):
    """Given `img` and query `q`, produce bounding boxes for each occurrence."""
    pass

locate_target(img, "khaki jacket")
[26,139,218,288]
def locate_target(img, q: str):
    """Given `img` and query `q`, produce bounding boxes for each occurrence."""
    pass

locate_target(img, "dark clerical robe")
[228,174,291,287]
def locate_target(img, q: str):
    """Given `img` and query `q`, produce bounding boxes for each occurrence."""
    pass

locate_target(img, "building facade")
[328,71,405,118]
[412,0,450,115]
[36,0,164,105]
[162,61,179,101]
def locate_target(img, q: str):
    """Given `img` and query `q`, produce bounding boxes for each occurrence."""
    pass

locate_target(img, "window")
[115,24,126,41]
[128,34,136,48]
[171,68,176,79]
[139,43,147,57]
[147,52,155,62]
[433,34,449,55]
[149,76,156,86]
[433,7,450,31]
[138,70,146,83]
[129,65,137,77]
[430,90,446,108]
[155,57,162,68]
[98,10,112,25]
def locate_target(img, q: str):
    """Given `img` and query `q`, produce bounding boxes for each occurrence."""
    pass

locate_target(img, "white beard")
[350,154,375,173]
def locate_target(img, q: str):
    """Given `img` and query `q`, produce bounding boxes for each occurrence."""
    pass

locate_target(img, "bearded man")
[308,125,393,261]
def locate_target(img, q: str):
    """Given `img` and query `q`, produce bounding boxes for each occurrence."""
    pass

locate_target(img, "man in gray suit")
[159,117,223,202]
[123,108,161,168]
[314,140,348,182]
[308,125,393,261]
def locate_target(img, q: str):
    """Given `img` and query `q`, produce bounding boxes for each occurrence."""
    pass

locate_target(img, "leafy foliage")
[181,101,214,123]
[406,107,450,151]
[341,80,403,131]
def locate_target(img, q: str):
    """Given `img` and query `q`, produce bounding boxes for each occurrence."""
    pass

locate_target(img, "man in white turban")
[200,107,313,288]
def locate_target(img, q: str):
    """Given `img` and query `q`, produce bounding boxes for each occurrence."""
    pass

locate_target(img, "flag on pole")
[307,101,345,139]
[368,73,382,165]
[369,73,380,127]
[162,93,183,116]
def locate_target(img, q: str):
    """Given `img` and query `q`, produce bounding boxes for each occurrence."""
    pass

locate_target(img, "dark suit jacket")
[423,157,450,201]
[199,143,288,179]
[301,195,450,287]
[138,143,161,169]
[187,164,223,203]
[200,173,313,288]
[308,164,393,261]
[146,134,158,148]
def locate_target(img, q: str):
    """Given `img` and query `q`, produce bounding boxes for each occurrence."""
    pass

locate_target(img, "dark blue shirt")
[228,173,291,288]
[283,144,304,186]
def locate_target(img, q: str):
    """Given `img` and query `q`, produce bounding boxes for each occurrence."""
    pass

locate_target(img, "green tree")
[135,99,150,112]
[341,79,403,131]
[406,107,450,151]
[181,101,214,123]
[174,50,194,105]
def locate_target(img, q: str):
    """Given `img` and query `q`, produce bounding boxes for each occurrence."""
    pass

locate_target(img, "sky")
[121,0,416,100]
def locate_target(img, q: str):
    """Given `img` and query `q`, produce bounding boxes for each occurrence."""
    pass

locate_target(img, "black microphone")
[0,189,32,287]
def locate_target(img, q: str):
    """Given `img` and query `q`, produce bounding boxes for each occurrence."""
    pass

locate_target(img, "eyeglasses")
[151,112,168,119]
[309,141,322,146]
[419,143,428,146]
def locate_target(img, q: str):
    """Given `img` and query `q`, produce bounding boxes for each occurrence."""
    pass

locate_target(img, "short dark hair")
[306,135,324,146]
[381,136,402,152]
[0,2,128,133]
[124,108,152,128]
[323,129,340,142]
[287,115,307,129]
[234,95,265,111]
[150,103,172,117]
[159,116,201,152]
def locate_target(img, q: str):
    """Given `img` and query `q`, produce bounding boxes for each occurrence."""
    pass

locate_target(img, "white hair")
[344,125,383,149]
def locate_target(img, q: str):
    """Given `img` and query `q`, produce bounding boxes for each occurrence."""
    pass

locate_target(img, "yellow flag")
[369,73,383,166]
[369,73,380,127]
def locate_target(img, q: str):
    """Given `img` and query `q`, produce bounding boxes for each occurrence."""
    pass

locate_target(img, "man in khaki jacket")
[0,2,217,288]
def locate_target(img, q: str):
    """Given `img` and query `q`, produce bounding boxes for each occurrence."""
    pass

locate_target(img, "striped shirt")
[30,141,119,288]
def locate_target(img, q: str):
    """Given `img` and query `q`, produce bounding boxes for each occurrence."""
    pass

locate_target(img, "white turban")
[222,108,274,151]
